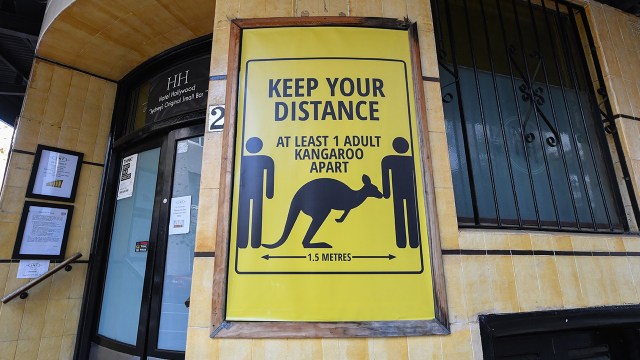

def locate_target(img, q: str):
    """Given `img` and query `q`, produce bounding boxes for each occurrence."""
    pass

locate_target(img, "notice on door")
[225,27,435,323]
[169,195,191,235]
[117,154,138,200]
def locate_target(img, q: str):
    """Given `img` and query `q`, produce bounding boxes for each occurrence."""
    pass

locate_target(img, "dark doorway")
[89,124,204,360]
[480,306,640,359]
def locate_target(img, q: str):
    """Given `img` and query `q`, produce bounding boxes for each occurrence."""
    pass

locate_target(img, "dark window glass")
[131,81,150,131]
[490,327,640,359]
[432,0,625,231]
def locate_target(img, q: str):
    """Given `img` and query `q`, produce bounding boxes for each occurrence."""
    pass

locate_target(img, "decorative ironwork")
[438,61,458,104]
[431,0,628,232]
[509,45,560,147]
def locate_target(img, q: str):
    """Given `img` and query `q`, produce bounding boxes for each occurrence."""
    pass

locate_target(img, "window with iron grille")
[432,0,626,232]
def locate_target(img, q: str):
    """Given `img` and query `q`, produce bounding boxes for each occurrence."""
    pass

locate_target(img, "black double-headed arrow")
[352,254,395,260]
[261,254,306,260]
[261,254,396,260]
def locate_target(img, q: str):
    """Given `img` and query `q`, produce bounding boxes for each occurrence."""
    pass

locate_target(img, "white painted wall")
[39,0,75,42]
[0,121,14,190]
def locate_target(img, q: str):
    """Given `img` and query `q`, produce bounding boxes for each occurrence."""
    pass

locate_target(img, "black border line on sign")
[232,56,425,275]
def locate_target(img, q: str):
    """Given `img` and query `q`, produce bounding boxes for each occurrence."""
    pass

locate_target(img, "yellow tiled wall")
[1,0,638,359]
[589,3,640,118]
[0,59,115,360]
[0,1,214,358]
[589,3,640,229]
[188,1,640,360]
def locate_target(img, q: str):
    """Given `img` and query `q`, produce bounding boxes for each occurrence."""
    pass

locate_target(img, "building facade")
[0,0,639,359]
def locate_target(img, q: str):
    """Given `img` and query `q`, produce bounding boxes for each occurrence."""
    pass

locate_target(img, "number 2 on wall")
[209,105,225,132]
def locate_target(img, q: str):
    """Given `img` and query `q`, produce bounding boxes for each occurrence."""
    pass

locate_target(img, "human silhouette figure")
[381,137,420,248]
[236,137,274,248]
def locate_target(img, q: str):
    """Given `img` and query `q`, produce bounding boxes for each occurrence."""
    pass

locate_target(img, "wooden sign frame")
[211,17,449,338]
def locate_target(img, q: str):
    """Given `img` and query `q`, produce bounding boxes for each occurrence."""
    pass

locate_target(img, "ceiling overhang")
[0,0,45,125]
[37,0,216,81]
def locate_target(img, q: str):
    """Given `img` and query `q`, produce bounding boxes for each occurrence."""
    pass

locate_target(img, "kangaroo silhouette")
[263,174,383,249]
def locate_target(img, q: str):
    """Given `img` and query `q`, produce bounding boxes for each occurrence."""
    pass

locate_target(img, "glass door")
[98,146,162,346]
[92,124,204,360]
[148,127,204,356]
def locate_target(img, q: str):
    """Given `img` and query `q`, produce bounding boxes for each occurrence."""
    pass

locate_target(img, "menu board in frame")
[26,145,83,202]
[12,201,73,261]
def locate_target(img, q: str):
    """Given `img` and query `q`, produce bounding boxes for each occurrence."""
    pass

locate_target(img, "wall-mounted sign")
[117,154,138,200]
[135,241,148,253]
[17,260,49,278]
[169,195,191,235]
[214,22,446,338]
[12,201,73,261]
[145,56,209,123]
[26,145,83,202]
[208,105,225,132]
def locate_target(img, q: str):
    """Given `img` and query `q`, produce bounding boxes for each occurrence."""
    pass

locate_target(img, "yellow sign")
[227,26,435,322]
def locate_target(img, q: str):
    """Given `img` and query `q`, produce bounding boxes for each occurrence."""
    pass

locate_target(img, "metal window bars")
[432,0,630,232]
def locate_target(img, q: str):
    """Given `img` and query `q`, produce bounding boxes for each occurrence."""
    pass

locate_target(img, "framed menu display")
[26,145,83,202]
[12,201,73,260]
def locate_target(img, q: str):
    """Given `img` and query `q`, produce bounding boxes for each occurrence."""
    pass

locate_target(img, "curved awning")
[37,0,215,81]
